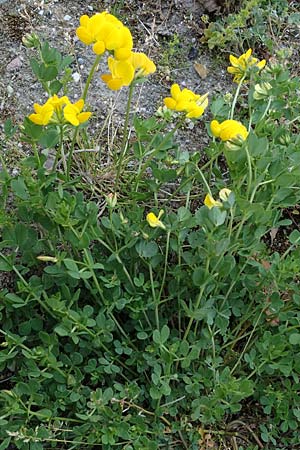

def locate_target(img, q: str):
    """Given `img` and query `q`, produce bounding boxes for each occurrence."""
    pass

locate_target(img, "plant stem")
[114,82,135,191]
[66,54,102,179]
[229,75,246,120]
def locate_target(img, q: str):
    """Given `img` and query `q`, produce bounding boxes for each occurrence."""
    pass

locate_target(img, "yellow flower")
[146,210,166,230]
[101,56,135,90]
[219,188,232,202]
[227,48,266,83]
[164,83,208,119]
[63,99,91,126]
[210,119,248,142]
[76,12,133,59]
[47,95,70,111]
[204,194,222,209]
[130,52,156,77]
[28,102,54,125]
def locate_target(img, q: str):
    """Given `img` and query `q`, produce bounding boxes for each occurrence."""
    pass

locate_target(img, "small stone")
[77,57,85,65]
[7,85,14,96]
[87,5,93,11]
[38,9,44,16]
[6,57,22,72]
[72,72,80,83]
[64,14,72,21]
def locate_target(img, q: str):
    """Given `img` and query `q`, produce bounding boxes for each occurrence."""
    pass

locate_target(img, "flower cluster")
[204,188,232,209]
[210,119,248,142]
[29,95,91,127]
[227,48,266,83]
[76,12,156,90]
[164,83,209,119]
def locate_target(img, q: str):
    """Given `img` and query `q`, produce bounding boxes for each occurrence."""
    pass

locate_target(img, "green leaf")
[39,128,60,148]
[49,80,62,95]
[208,208,227,226]
[289,230,300,245]
[136,241,158,258]
[11,177,29,200]
[30,58,41,78]
[153,329,161,344]
[160,325,170,344]
[5,293,26,308]
[40,64,58,82]
[289,333,300,345]
[0,438,11,450]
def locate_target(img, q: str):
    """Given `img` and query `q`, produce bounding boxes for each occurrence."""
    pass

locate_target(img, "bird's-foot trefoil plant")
[1,9,300,449]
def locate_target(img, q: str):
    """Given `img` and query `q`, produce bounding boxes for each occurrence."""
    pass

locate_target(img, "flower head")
[28,102,54,125]
[210,119,248,142]
[146,210,166,230]
[101,56,135,90]
[63,99,91,126]
[47,95,70,111]
[204,194,222,209]
[130,52,156,78]
[164,84,208,119]
[76,12,133,59]
[227,48,266,83]
[218,188,232,202]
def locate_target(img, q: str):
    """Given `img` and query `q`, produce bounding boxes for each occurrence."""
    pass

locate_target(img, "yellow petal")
[170,83,181,100]
[93,40,106,55]
[77,111,91,124]
[146,212,166,229]
[164,97,177,110]
[210,120,221,138]
[204,194,222,209]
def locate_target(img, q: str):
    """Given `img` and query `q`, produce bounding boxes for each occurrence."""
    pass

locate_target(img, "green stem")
[59,125,67,175]
[66,54,102,179]
[183,257,210,341]
[82,54,102,102]
[244,144,252,199]
[230,74,246,120]
[155,230,171,323]
[115,82,135,190]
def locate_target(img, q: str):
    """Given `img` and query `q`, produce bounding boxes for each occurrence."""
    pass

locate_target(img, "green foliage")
[1,10,300,450]
[202,0,290,52]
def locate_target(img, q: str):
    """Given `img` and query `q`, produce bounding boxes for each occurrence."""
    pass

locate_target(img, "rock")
[72,72,80,83]
[64,15,72,21]
[6,57,22,72]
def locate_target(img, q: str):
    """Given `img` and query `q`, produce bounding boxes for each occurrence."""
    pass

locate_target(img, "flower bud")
[219,188,232,202]
[253,82,272,100]
[105,192,117,208]
[22,33,40,49]
[37,255,58,263]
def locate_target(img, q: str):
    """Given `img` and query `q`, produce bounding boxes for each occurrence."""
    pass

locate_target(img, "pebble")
[72,72,80,83]
[87,5,93,11]
[64,15,72,21]
[6,57,22,72]
[7,85,14,96]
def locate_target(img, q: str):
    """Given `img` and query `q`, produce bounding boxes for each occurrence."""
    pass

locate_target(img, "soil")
[1,1,300,448]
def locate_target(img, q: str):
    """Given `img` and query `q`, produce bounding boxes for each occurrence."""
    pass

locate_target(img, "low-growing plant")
[0,9,300,450]
[202,0,291,53]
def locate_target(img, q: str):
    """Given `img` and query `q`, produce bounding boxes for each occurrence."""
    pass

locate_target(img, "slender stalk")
[158,230,171,301]
[244,144,252,199]
[67,54,102,178]
[183,257,210,341]
[114,82,135,190]
[82,54,102,102]
[229,74,246,120]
